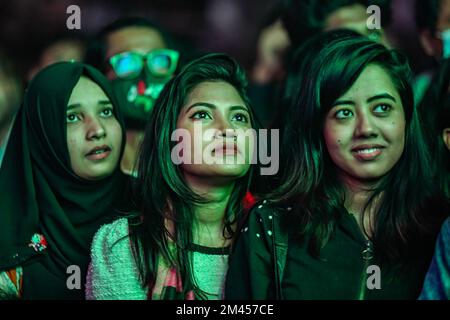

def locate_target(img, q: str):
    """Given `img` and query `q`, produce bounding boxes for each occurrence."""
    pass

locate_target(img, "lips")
[85,145,112,160]
[213,143,238,156]
[351,144,385,161]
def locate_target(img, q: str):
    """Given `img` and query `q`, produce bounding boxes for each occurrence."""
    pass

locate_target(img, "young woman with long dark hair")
[86,53,257,300]
[419,58,450,300]
[225,30,448,300]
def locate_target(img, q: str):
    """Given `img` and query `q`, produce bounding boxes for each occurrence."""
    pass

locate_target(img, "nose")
[213,116,237,140]
[354,112,378,138]
[214,129,237,141]
[86,116,106,140]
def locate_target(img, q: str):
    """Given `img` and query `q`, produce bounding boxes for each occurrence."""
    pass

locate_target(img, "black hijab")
[0,62,127,298]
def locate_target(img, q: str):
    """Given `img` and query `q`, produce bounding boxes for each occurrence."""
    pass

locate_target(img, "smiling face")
[176,81,254,181]
[66,76,122,180]
[323,64,406,185]
[324,3,388,46]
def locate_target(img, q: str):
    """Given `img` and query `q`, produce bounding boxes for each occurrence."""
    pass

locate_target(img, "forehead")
[185,81,245,106]
[338,64,400,99]
[325,3,367,30]
[68,76,108,102]
[41,41,84,66]
[105,26,167,58]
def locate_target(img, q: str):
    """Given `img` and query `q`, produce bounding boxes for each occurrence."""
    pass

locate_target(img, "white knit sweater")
[86,218,147,300]
[86,218,229,300]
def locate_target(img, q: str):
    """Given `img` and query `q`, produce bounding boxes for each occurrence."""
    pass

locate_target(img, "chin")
[350,169,389,182]
[186,165,249,180]
[83,173,110,181]
[212,171,248,179]
[85,167,116,180]
[348,161,393,178]
[212,163,250,175]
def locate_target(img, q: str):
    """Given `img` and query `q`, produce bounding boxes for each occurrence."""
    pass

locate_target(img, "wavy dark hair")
[420,58,450,199]
[128,53,256,298]
[269,30,439,262]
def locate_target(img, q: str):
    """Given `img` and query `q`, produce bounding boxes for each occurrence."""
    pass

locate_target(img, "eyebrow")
[67,100,112,111]
[332,93,397,107]
[367,94,397,103]
[185,102,249,114]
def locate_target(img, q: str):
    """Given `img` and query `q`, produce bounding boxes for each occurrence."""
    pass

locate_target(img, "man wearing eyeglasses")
[85,17,180,175]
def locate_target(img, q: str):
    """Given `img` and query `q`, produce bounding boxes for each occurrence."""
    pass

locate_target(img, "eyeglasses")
[109,49,180,79]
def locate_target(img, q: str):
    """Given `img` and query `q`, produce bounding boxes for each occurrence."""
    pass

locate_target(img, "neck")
[341,174,381,236]
[184,173,236,247]
[121,130,145,175]
[343,178,375,213]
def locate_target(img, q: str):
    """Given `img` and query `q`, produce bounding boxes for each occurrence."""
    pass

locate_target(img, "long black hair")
[269,30,439,262]
[128,53,256,297]
[420,58,450,199]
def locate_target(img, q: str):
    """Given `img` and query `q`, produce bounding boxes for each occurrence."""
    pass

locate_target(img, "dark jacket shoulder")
[245,199,291,229]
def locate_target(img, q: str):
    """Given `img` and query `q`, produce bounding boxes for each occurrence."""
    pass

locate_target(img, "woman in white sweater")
[86,53,258,300]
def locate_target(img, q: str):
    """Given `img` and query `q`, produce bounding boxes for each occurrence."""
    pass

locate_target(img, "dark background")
[0,0,433,79]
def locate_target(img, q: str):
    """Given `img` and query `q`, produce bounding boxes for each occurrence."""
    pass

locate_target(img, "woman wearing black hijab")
[0,62,127,299]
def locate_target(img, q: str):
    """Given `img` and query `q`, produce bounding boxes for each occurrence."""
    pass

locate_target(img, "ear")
[443,128,450,151]
[419,30,439,58]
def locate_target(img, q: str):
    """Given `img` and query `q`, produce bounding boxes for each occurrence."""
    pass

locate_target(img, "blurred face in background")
[27,40,85,81]
[420,0,450,60]
[0,75,21,128]
[252,19,291,84]
[437,0,450,32]
[0,69,21,147]
[443,85,450,151]
[105,26,167,81]
[437,0,450,59]
[325,3,390,47]
[105,26,178,122]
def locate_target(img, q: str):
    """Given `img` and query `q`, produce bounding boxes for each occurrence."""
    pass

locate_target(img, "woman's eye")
[373,104,391,114]
[232,113,249,123]
[66,113,79,123]
[191,111,212,120]
[335,109,354,119]
[101,107,113,117]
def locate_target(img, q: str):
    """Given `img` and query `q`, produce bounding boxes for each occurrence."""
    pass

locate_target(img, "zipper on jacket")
[347,212,374,300]
[358,239,374,300]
